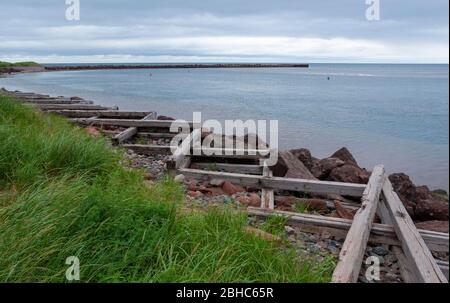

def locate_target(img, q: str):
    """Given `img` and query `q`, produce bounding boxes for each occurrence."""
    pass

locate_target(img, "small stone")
[188,191,202,198]
[372,246,390,256]
[144,172,156,180]
[210,178,224,187]
[174,174,185,183]
[328,240,340,248]
[285,226,296,235]
[223,196,234,204]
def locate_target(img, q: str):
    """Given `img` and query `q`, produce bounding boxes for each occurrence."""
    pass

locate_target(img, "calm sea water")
[1,64,448,190]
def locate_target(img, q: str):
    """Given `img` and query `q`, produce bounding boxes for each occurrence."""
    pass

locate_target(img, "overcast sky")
[0,0,448,63]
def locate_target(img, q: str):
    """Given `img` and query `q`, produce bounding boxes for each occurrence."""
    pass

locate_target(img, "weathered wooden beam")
[121,144,172,155]
[436,260,449,280]
[34,104,118,111]
[191,147,270,160]
[47,110,154,119]
[11,93,50,97]
[178,168,367,197]
[18,99,93,105]
[382,179,448,283]
[112,112,157,145]
[190,162,263,174]
[377,198,416,283]
[247,207,449,253]
[261,162,274,209]
[174,129,202,169]
[69,118,195,128]
[136,132,181,139]
[332,165,385,283]
[112,127,138,145]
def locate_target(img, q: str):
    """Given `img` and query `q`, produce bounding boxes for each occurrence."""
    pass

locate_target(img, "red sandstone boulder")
[389,173,418,205]
[271,151,316,179]
[415,221,449,233]
[331,147,359,167]
[326,164,371,184]
[290,148,314,170]
[416,185,433,200]
[222,181,245,196]
[277,197,328,212]
[237,194,261,207]
[312,157,345,179]
[415,198,449,221]
[248,193,261,207]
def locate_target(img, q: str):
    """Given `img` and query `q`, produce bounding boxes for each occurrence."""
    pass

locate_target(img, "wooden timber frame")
[3,87,448,283]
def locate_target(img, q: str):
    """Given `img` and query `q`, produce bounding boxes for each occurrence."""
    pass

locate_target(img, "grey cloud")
[0,0,448,63]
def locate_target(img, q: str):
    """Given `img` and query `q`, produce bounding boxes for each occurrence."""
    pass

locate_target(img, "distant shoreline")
[44,63,309,71]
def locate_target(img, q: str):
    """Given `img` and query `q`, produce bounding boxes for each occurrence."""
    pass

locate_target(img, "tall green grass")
[0,94,333,282]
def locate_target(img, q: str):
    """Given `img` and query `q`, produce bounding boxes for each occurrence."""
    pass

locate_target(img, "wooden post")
[382,179,448,283]
[261,161,274,209]
[332,165,385,283]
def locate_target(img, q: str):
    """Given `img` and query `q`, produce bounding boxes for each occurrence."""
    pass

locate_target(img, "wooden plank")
[377,198,416,283]
[383,179,447,283]
[18,99,93,105]
[112,127,138,145]
[248,207,449,252]
[332,165,385,283]
[261,162,274,209]
[178,168,367,197]
[17,96,61,100]
[190,162,263,174]
[121,144,172,155]
[47,110,154,119]
[392,246,416,283]
[192,147,270,160]
[11,93,50,97]
[34,104,118,111]
[69,118,195,128]
[112,112,157,145]
[436,260,449,280]
[174,129,202,169]
[136,132,181,139]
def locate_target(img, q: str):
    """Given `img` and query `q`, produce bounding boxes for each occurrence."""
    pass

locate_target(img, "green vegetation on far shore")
[0,93,333,282]
[0,61,42,68]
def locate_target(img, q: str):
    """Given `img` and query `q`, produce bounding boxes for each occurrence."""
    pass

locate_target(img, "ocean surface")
[1,64,448,190]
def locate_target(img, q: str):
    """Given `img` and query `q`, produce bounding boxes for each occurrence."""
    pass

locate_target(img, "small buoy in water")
[327,76,330,80]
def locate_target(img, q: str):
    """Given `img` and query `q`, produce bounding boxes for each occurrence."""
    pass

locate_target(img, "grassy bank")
[0,94,333,282]
[0,61,41,68]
